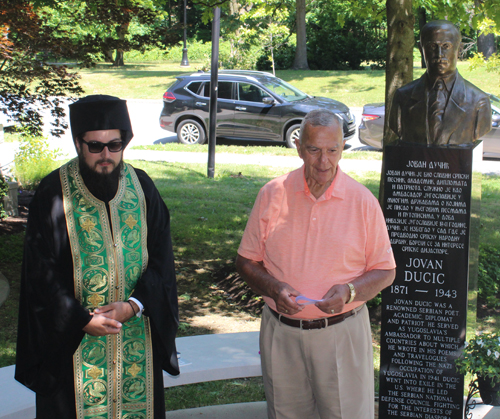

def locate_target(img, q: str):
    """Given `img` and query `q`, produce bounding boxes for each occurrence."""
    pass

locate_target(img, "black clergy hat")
[69,95,134,145]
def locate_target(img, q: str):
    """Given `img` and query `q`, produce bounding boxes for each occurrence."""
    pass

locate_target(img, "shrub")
[307,22,387,70]
[305,0,387,70]
[367,294,382,309]
[124,48,170,62]
[14,135,61,190]
[221,44,262,70]
[455,332,500,383]
[256,41,296,71]
[478,244,500,308]
[162,40,232,63]
[0,173,9,219]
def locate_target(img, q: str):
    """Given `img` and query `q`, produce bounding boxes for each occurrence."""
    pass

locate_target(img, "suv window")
[238,83,268,103]
[261,79,308,102]
[186,81,203,95]
[200,81,233,100]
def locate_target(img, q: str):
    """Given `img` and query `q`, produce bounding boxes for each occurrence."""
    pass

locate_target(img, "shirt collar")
[427,70,457,92]
[295,165,346,201]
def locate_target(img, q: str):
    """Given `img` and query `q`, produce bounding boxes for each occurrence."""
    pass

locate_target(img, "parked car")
[358,94,500,158]
[159,70,356,148]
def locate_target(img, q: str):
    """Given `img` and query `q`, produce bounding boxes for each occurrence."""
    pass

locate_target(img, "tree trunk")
[477,31,497,60]
[113,22,129,67]
[114,50,124,67]
[417,6,427,68]
[104,50,114,63]
[270,32,276,75]
[383,0,414,147]
[475,0,497,60]
[292,0,309,70]
[380,0,414,203]
[229,0,241,64]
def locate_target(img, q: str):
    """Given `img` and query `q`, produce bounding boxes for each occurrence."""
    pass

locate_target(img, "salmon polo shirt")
[238,165,396,320]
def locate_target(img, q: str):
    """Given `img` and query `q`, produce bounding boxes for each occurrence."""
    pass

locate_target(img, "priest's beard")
[78,155,124,203]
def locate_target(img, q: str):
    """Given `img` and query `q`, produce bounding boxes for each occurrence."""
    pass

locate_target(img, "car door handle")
[236,106,247,111]
[196,102,207,106]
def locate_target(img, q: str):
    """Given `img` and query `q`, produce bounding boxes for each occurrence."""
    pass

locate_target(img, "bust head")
[419,20,461,80]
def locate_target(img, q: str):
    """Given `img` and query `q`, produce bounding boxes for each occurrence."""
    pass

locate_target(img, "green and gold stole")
[60,158,153,419]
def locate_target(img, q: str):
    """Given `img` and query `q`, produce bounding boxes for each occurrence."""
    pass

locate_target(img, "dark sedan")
[358,94,500,158]
[159,70,355,148]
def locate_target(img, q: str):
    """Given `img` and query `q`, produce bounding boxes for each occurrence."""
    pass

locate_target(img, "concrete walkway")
[3,138,500,176]
[165,401,267,419]
[165,400,500,419]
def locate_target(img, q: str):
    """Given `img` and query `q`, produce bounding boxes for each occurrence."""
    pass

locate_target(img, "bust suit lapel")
[407,77,428,143]
[439,73,466,145]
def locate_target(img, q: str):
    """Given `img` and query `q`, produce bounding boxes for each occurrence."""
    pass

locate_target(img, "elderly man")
[15,95,179,419]
[389,20,491,145]
[236,109,396,419]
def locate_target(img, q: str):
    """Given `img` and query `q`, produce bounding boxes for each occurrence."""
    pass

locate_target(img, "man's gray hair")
[298,109,344,144]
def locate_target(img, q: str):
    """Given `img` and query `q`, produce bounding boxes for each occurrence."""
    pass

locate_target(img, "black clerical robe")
[15,165,179,419]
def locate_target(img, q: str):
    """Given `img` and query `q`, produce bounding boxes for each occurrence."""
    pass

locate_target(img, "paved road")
[1,99,498,175]
[43,99,366,156]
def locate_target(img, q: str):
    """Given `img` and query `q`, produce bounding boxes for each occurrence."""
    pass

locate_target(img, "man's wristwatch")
[346,283,356,304]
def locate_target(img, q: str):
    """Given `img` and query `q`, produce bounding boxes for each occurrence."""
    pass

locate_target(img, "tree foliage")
[419,0,500,31]
[306,0,387,70]
[41,0,182,66]
[0,0,182,136]
[0,0,84,137]
[223,0,293,72]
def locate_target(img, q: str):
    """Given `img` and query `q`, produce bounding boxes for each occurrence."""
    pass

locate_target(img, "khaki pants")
[260,304,374,419]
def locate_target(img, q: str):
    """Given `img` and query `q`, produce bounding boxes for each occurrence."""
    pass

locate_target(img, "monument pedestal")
[378,142,482,419]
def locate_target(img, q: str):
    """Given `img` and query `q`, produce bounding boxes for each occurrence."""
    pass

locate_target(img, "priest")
[15,95,179,419]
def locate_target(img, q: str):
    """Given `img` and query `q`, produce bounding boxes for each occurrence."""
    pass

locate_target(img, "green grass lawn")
[1,160,499,410]
[76,61,500,107]
[131,142,383,160]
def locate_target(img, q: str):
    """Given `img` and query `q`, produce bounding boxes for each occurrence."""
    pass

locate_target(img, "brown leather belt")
[269,305,363,330]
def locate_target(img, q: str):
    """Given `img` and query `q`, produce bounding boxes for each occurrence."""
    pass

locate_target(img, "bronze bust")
[389,20,492,146]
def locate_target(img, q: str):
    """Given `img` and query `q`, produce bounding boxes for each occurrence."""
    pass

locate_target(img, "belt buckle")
[300,318,327,330]
[300,319,311,330]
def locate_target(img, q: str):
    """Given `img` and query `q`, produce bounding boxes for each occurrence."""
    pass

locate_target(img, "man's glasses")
[80,138,124,153]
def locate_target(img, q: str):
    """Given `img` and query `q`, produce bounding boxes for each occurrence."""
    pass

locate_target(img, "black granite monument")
[378,19,490,419]
[378,142,482,419]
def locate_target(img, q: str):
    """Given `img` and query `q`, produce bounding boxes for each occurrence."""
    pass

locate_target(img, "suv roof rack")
[187,70,275,84]
[219,70,274,77]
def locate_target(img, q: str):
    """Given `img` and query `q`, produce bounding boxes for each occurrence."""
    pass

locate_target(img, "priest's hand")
[83,313,122,336]
[94,302,136,323]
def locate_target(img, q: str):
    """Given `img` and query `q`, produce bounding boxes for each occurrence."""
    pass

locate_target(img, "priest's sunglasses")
[80,138,124,153]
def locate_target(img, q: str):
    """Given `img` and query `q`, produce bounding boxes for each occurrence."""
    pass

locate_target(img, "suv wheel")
[285,124,301,149]
[177,120,206,145]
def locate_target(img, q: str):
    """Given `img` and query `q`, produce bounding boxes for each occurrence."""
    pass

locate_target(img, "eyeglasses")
[80,138,124,153]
